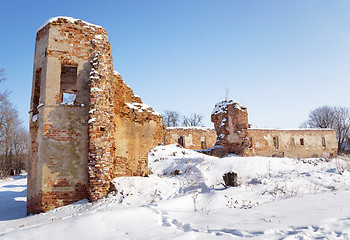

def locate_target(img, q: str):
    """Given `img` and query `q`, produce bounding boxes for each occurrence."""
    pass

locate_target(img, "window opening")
[291,137,295,147]
[300,138,304,146]
[60,66,77,105]
[322,137,326,148]
[32,68,41,115]
[178,136,185,148]
[201,137,207,149]
[273,136,279,149]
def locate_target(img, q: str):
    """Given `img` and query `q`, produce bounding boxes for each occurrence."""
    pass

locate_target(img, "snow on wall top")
[167,126,215,131]
[37,16,103,32]
[126,102,161,116]
[212,99,247,115]
[249,127,335,131]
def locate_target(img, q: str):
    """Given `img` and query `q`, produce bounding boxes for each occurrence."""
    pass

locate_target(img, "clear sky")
[1,0,350,129]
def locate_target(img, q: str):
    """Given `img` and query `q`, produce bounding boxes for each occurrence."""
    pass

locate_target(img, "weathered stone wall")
[164,127,217,150]
[28,17,163,214]
[246,129,338,158]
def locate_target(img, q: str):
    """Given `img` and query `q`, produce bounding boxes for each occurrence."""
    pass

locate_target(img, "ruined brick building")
[28,17,163,214]
[28,17,338,215]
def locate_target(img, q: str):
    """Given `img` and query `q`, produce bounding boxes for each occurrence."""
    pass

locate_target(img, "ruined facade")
[28,17,163,214]
[210,100,338,158]
[164,127,217,150]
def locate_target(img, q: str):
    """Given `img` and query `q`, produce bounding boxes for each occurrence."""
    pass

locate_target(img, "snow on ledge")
[126,102,161,116]
[38,16,103,32]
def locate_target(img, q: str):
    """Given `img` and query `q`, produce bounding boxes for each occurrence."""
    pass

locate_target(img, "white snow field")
[1,144,350,239]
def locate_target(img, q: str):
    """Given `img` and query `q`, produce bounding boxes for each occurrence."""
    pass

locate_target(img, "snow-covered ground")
[1,144,350,239]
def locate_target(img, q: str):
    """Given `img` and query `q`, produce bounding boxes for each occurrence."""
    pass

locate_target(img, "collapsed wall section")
[58,17,164,202]
[88,49,164,200]
[210,100,250,156]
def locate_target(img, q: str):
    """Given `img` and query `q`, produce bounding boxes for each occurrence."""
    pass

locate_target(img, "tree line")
[162,110,204,127]
[301,106,350,152]
[0,69,28,178]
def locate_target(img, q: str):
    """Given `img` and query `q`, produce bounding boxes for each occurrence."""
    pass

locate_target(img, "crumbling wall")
[88,51,164,200]
[246,129,338,158]
[28,17,163,214]
[210,100,250,156]
[164,127,217,150]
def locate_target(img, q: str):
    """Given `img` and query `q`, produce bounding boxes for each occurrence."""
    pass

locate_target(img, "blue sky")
[1,0,350,129]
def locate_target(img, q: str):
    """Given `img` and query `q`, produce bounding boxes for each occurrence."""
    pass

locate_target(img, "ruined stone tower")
[28,17,163,214]
[211,100,250,156]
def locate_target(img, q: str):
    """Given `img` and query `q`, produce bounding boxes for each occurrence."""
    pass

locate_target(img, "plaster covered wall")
[246,129,338,158]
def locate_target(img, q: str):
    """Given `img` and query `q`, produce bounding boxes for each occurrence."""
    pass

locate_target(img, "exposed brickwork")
[88,46,163,200]
[43,124,81,141]
[41,182,88,212]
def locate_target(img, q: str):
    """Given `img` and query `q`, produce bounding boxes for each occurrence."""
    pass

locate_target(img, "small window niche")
[322,137,326,148]
[201,137,207,149]
[178,136,185,148]
[273,136,279,149]
[32,68,41,115]
[291,137,295,147]
[60,66,77,105]
[300,138,305,146]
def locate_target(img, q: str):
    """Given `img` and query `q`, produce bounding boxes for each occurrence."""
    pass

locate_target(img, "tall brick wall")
[28,17,163,214]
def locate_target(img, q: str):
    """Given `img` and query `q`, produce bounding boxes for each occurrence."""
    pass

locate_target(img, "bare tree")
[162,110,180,127]
[333,107,350,151]
[302,106,336,129]
[0,69,7,102]
[302,106,350,152]
[182,113,204,127]
[0,69,28,178]
[0,68,5,83]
